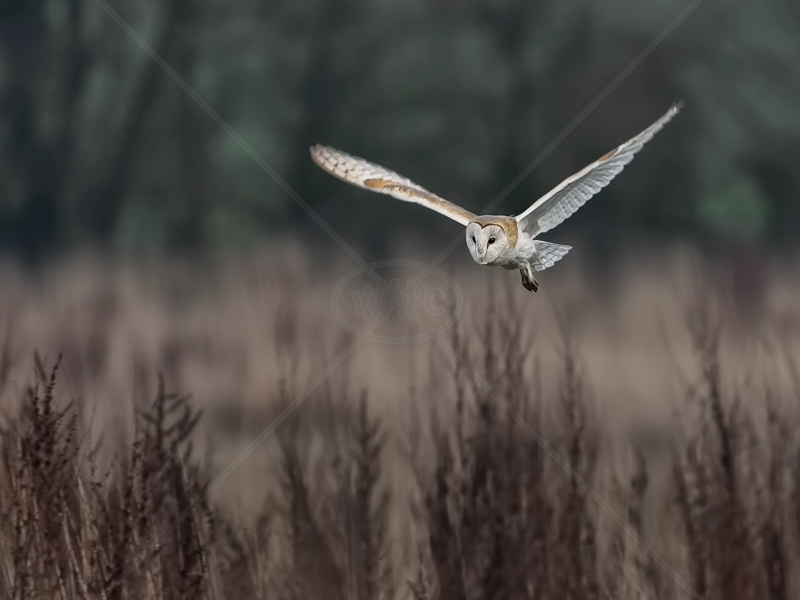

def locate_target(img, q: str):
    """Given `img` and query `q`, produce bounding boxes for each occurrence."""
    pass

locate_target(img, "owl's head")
[466,221,508,265]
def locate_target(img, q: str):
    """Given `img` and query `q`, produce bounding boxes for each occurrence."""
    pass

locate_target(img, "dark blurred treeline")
[1,0,799,258]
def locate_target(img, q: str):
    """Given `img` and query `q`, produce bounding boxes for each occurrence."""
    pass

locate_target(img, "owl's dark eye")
[471,236,476,243]
[488,237,496,244]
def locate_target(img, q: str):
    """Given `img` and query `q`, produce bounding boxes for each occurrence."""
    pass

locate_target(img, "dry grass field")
[1,242,800,599]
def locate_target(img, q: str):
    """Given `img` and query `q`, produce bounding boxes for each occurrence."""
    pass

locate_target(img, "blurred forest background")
[2,0,800,261]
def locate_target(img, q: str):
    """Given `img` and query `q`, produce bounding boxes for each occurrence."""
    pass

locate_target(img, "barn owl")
[311,104,681,292]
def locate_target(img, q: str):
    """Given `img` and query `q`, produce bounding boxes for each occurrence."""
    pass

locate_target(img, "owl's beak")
[477,245,488,264]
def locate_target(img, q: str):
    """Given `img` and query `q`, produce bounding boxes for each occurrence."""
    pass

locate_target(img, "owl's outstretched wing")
[515,103,681,237]
[310,145,476,227]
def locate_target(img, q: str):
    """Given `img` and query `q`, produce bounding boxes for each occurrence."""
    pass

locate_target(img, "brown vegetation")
[1,250,800,599]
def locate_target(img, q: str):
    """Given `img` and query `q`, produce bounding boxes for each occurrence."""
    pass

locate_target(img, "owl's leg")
[520,263,539,293]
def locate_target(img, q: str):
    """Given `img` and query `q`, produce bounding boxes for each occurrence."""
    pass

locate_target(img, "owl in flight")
[311,104,681,292]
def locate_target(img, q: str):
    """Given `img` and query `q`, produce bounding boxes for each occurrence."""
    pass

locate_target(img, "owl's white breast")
[488,225,536,268]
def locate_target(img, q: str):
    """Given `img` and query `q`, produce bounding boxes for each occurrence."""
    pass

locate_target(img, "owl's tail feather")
[532,241,571,272]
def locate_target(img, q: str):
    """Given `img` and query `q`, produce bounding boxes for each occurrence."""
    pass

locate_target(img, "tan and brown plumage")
[311,103,681,292]
[310,145,476,226]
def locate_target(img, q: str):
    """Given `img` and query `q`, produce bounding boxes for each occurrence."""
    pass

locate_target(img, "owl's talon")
[520,268,539,293]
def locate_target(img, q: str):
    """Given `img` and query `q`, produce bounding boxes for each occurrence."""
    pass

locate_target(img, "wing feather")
[310,145,476,226]
[516,103,682,236]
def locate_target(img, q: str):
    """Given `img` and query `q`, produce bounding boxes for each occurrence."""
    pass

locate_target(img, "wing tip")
[667,101,684,118]
[310,144,341,169]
